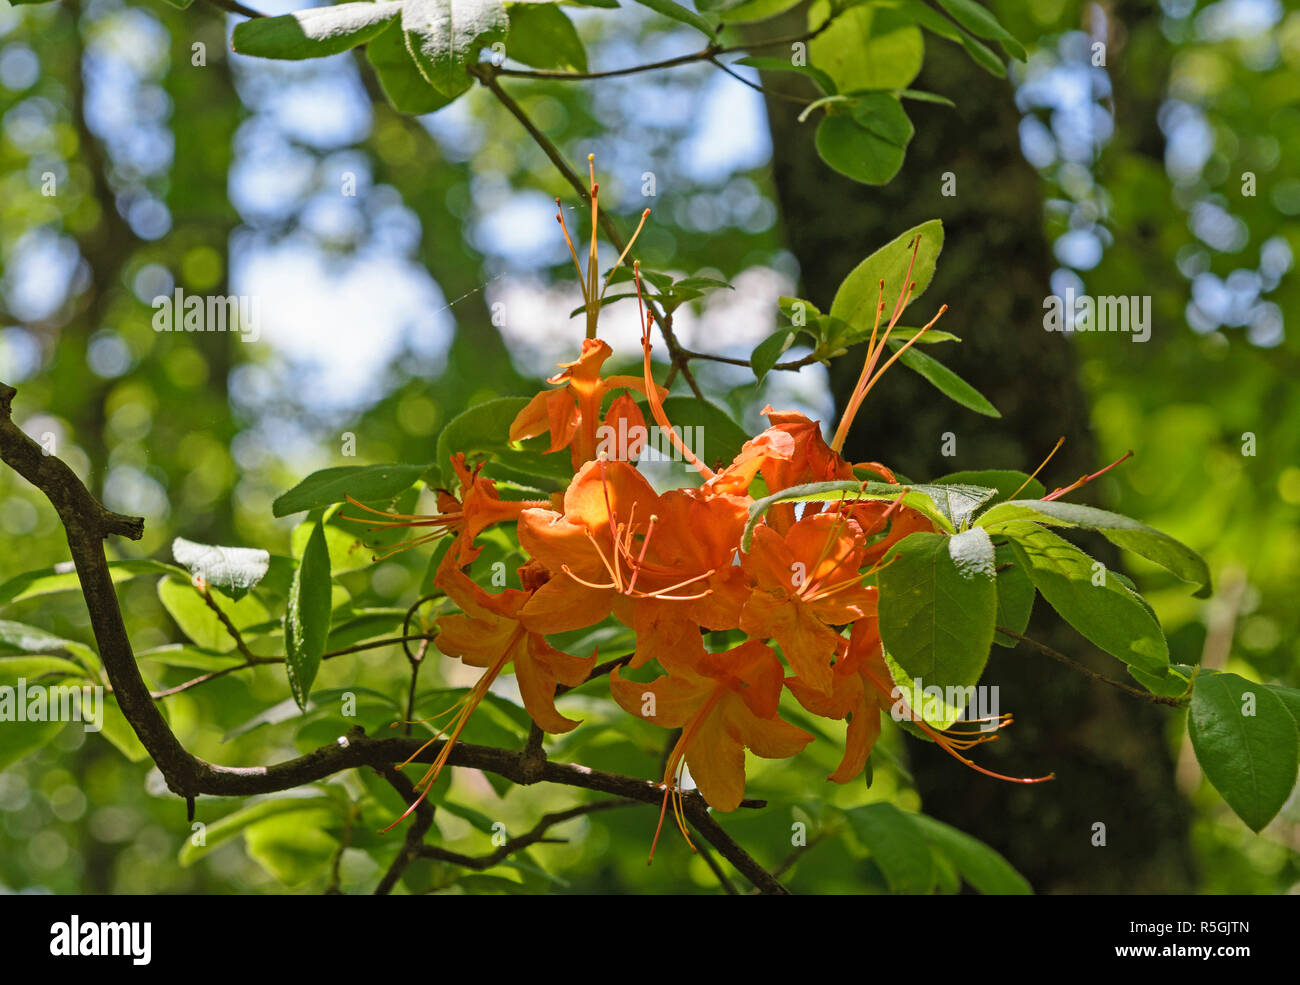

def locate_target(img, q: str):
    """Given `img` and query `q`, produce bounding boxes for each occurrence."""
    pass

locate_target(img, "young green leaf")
[878,529,997,701]
[1189,672,1299,833]
[935,469,1046,504]
[1002,522,1169,676]
[272,464,425,518]
[829,219,943,346]
[404,0,510,96]
[632,0,717,36]
[734,55,837,96]
[171,537,271,601]
[233,2,403,60]
[808,1,923,92]
[157,578,270,653]
[367,19,468,114]
[892,0,1006,76]
[505,3,588,72]
[886,341,1000,417]
[284,522,333,709]
[935,0,1027,61]
[750,327,804,383]
[992,544,1034,646]
[910,812,1032,894]
[847,803,934,892]
[814,95,914,186]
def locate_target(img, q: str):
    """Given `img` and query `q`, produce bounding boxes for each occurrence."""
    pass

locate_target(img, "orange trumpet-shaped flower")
[610,639,812,856]
[786,617,891,784]
[740,511,878,696]
[508,337,665,472]
[517,457,746,671]
[344,452,547,568]
[382,560,596,831]
[435,561,596,734]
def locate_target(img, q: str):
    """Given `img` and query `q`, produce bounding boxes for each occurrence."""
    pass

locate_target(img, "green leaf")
[632,0,718,36]
[935,0,1026,61]
[505,2,587,71]
[284,523,333,709]
[829,219,943,346]
[272,464,425,518]
[1001,522,1169,676]
[886,340,1000,417]
[911,812,1032,893]
[0,559,186,607]
[814,94,913,186]
[750,327,804,383]
[1267,684,1300,728]
[232,2,403,60]
[1189,672,1299,833]
[809,1,923,92]
[735,55,836,95]
[404,0,510,96]
[892,0,1005,76]
[742,479,951,550]
[157,578,270,653]
[0,621,97,669]
[437,396,570,486]
[877,529,997,709]
[0,718,63,771]
[935,469,1045,504]
[846,803,934,892]
[244,806,340,886]
[179,795,335,867]
[1129,662,1193,699]
[896,87,956,107]
[978,500,1211,597]
[718,0,800,22]
[992,544,1034,647]
[367,19,468,114]
[905,482,997,530]
[91,695,150,762]
[0,654,88,681]
[171,537,270,602]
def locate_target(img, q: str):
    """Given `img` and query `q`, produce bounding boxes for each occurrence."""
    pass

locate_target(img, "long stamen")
[635,263,715,479]
[601,208,652,300]
[381,642,516,832]
[1008,437,1065,500]
[858,662,1053,784]
[556,202,588,304]
[1043,449,1134,502]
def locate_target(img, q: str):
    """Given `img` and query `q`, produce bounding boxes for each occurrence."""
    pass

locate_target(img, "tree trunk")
[757,20,1195,892]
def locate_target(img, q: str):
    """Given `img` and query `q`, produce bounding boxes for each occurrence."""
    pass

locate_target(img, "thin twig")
[997,625,1189,707]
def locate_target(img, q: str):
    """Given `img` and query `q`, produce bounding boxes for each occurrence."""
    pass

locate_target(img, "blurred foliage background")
[0,0,1296,893]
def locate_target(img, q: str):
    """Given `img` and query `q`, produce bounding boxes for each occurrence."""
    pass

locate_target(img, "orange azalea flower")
[787,616,891,783]
[739,511,877,696]
[851,498,936,566]
[610,639,812,857]
[384,559,596,830]
[517,458,745,672]
[508,337,664,471]
[344,452,547,568]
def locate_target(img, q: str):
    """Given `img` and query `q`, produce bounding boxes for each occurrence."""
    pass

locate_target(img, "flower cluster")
[362,163,1041,854]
